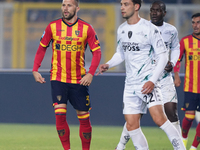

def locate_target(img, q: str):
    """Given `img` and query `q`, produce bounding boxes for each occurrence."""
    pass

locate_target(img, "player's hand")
[164,61,173,72]
[96,64,109,76]
[80,73,93,86]
[174,72,181,87]
[141,81,154,94]
[32,71,46,83]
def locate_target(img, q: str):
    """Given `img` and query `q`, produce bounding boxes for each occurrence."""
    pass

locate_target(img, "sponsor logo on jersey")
[122,42,140,52]
[58,36,79,41]
[191,48,200,51]
[154,29,159,34]
[55,43,83,51]
[188,55,200,61]
[57,29,65,31]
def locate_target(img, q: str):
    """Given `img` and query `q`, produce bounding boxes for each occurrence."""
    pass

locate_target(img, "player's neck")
[63,16,78,24]
[127,14,140,25]
[193,33,200,39]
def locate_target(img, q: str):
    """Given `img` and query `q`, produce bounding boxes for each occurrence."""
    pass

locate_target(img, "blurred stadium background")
[0,0,199,127]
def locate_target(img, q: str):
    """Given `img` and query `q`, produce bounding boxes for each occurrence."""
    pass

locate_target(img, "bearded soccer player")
[97,0,185,149]
[32,0,101,149]
[174,13,200,150]
[114,1,182,149]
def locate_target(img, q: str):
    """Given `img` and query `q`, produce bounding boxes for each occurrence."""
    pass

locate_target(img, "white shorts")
[123,84,163,115]
[160,75,178,104]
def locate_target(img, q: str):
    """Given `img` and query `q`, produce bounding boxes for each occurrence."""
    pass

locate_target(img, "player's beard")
[62,9,76,21]
[122,11,134,20]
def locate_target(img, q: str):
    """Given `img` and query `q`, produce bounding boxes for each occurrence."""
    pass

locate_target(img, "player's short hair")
[63,0,79,6]
[74,0,79,6]
[192,13,200,19]
[131,0,143,10]
[151,0,166,12]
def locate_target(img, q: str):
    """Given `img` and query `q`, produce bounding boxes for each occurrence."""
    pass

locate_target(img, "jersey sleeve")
[32,45,47,72]
[149,24,168,84]
[174,37,185,72]
[86,25,101,52]
[40,23,52,47]
[170,28,180,67]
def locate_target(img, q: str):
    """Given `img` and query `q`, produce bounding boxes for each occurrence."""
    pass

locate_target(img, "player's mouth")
[121,12,125,15]
[64,11,69,15]
[151,16,158,21]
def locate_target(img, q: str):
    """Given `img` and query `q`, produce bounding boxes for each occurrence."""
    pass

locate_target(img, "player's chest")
[52,26,87,43]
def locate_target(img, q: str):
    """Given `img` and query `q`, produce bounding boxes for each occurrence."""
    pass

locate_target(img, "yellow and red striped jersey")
[174,35,200,93]
[40,18,101,84]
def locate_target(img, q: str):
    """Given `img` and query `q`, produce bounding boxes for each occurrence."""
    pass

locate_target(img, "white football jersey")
[156,22,180,84]
[112,18,167,85]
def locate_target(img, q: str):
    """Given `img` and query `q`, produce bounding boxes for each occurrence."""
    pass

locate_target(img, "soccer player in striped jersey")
[174,13,200,150]
[97,0,186,149]
[114,1,182,149]
[32,0,101,149]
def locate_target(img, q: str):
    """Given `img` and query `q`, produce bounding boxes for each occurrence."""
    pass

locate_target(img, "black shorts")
[182,92,200,111]
[51,81,91,111]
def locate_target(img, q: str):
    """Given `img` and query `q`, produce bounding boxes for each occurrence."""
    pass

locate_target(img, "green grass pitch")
[0,123,196,150]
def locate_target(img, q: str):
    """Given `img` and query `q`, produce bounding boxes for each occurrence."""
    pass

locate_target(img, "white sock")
[160,120,186,150]
[190,146,197,149]
[171,120,182,135]
[116,122,130,150]
[128,127,149,150]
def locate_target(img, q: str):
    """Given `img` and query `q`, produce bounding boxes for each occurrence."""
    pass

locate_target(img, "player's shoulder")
[181,34,192,41]
[118,21,128,29]
[77,17,93,27]
[163,22,178,32]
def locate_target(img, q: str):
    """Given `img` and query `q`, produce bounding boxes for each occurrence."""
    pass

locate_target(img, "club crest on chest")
[128,31,132,39]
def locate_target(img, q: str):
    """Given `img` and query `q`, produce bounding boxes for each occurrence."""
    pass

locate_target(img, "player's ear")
[134,3,140,11]
[163,11,166,17]
[76,6,80,13]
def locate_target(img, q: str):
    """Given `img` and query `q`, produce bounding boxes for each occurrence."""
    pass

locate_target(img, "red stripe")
[56,50,61,81]
[198,38,200,47]
[56,21,62,37]
[76,51,81,81]
[66,51,71,83]
[188,36,193,49]
[198,52,200,93]
[66,41,72,45]
[188,61,193,92]
[78,21,83,37]
[67,25,72,36]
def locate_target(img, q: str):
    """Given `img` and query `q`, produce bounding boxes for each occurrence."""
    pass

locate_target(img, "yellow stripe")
[184,38,190,91]
[55,109,67,113]
[92,46,101,52]
[185,114,195,119]
[61,22,67,83]
[77,113,90,119]
[71,23,79,84]
[40,42,47,47]
[192,37,198,93]
[80,24,88,76]
[51,23,58,81]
